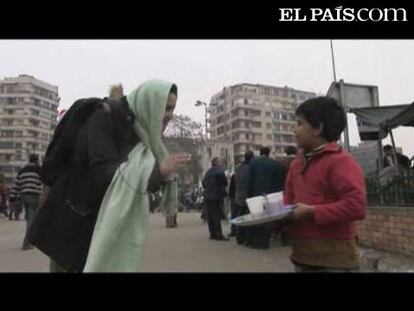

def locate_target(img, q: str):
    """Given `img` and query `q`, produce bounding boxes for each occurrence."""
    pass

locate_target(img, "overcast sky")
[1,40,413,157]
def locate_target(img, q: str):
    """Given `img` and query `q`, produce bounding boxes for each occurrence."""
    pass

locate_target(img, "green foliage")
[164,114,204,184]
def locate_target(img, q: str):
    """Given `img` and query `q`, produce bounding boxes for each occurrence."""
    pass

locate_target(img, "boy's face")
[294,114,323,152]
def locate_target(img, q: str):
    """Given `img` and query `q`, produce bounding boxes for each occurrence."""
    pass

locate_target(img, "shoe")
[228,232,237,238]
[212,236,229,241]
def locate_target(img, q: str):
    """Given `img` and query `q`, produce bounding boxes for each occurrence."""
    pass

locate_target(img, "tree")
[164,114,204,185]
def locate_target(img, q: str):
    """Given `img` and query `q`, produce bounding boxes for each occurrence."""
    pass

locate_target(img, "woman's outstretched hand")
[160,153,192,180]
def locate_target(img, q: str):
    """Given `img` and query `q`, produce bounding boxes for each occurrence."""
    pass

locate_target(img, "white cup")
[246,196,265,214]
[263,191,284,213]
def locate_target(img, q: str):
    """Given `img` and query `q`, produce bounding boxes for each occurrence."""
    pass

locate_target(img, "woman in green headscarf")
[84,79,191,272]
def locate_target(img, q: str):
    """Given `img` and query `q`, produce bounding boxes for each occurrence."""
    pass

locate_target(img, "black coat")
[234,161,250,206]
[248,156,286,197]
[202,166,228,201]
[228,174,236,200]
[29,98,161,272]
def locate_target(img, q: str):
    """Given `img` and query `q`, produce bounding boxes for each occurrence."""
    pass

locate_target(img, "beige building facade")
[208,83,316,167]
[0,75,59,186]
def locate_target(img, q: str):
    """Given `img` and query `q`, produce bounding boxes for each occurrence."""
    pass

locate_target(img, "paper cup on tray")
[263,191,284,212]
[246,196,264,214]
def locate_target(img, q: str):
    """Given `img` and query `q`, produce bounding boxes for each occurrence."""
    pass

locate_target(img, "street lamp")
[195,100,208,140]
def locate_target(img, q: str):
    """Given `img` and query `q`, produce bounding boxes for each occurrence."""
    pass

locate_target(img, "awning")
[351,102,414,140]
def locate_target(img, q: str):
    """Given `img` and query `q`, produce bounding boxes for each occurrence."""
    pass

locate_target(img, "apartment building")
[208,83,316,168]
[0,75,59,186]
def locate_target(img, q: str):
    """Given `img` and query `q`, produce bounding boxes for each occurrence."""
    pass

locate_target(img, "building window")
[267,134,272,140]
[252,122,261,128]
[266,123,272,129]
[265,111,271,117]
[0,142,14,149]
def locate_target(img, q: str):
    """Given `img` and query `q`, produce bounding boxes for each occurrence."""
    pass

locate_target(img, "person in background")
[247,147,286,249]
[284,145,297,170]
[8,180,23,221]
[278,145,297,246]
[383,144,410,171]
[228,173,237,237]
[14,154,42,250]
[0,174,9,218]
[233,150,254,245]
[202,157,229,241]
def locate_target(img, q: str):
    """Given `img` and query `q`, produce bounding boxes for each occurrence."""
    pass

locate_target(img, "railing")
[366,169,414,206]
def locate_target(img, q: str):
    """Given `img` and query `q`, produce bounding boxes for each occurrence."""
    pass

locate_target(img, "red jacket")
[284,142,366,240]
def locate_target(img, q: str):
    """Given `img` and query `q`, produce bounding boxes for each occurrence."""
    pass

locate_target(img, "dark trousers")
[229,200,237,235]
[233,203,249,243]
[21,194,40,248]
[205,199,225,239]
[246,224,271,248]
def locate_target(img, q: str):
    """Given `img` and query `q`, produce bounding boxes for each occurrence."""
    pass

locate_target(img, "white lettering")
[310,8,323,21]
[321,9,335,21]
[342,8,355,21]
[369,8,383,22]
[334,6,343,21]
[383,8,407,22]
[293,8,307,21]
[357,8,369,21]
[279,8,293,21]
[278,7,407,22]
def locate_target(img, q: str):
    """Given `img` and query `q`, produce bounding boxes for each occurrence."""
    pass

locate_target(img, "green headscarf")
[83,79,178,272]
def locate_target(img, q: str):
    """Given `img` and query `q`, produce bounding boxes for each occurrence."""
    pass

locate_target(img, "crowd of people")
[1,80,408,273]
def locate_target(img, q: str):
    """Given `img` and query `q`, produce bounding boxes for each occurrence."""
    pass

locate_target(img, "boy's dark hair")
[29,154,39,163]
[169,84,178,96]
[285,146,297,156]
[259,147,270,156]
[295,96,346,142]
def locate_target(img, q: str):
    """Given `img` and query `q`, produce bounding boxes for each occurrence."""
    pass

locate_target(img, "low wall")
[357,206,414,257]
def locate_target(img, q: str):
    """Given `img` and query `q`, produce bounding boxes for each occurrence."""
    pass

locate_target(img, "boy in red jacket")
[284,96,367,272]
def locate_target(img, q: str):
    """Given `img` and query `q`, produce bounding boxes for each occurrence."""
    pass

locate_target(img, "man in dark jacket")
[233,150,254,244]
[202,157,229,241]
[247,147,286,249]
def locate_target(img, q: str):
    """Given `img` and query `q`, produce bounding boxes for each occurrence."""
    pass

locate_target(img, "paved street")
[0,212,294,272]
[0,217,49,272]
[142,212,293,272]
